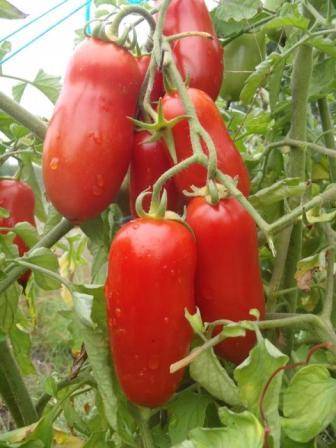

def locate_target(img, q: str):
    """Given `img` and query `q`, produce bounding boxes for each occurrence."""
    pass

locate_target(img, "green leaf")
[187,409,264,448]
[249,178,306,208]
[240,52,282,104]
[0,0,26,19]
[14,222,39,248]
[0,207,9,218]
[9,324,35,375]
[309,38,336,58]
[12,82,27,103]
[263,4,309,30]
[190,347,241,406]
[25,247,60,290]
[0,282,20,333]
[73,291,95,329]
[306,208,336,224]
[309,58,336,100]
[245,111,273,135]
[168,391,212,445]
[0,41,11,61]
[269,58,286,114]
[282,365,336,443]
[234,339,288,448]
[75,285,118,430]
[216,0,262,21]
[32,70,61,104]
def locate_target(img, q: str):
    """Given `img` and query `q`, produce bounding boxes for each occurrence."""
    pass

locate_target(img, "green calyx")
[183,181,232,205]
[135,188,168,220]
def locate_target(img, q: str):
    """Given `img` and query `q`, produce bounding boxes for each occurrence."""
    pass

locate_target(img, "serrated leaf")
[310,58,336,100]
[263,4,309,30]
[234,339,288,448]
[32,70,61,104]
[282,365,336,442]
[0,282,20,332]
[0,0,26,19]
[240,52,282,104]
[190,347,241,406]
[216,0,262,21]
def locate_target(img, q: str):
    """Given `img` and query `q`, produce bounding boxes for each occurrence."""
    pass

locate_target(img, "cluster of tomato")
[0,0,266,408]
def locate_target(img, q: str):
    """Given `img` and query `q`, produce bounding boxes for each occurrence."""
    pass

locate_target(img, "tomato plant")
[0,0,336,447]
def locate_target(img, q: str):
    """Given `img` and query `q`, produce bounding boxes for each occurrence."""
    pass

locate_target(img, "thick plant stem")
[0,218,73,295]
[283,45,313,318]
[318,97,336,182]
[321,225,335,319]
[135,407,154,448]
[0,91,47,140]
[0,339,38,426]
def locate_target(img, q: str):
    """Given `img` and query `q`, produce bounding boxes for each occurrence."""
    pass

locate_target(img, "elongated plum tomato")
[136,55,164,103]
[186,196,265,364]
[105,218,196,407]
[162,88,250,196]
[0,180,35,285]
[129,131,183,216]
[159,0,223,100]
[43,38,142,223]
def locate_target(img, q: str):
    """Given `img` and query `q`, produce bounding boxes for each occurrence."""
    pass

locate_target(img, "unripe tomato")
[159,0,223,100]
[162,88,250,196]
[105,218,196,407]
[220,32,266,102]
[43,38,142,223]
[136,55,164,103]
[186,196,265,364]
[129,131,183,216]
[0,180,35,285]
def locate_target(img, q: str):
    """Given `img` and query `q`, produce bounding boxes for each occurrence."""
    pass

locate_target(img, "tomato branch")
[318,97,336,181]
[0,91,47,140]
[321,224,335,320]
[267,138,336,159]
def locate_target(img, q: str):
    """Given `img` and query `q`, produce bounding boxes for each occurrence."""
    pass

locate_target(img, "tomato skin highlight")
[136,55,164,103]
[129,131,183,216]
[105,218,196,407]
[159,0,223,100]
[162,88,250,196]
[186,196,265,364]
[43,38,142,223]
[0,180,35,285]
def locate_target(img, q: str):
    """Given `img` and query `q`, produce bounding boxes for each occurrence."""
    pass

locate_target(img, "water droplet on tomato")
[164,317,169,324]
[115,307,121,318]
[96,174,104,187]
[49,157,59,170]
[148,357,159,370]
[92,185,103,196]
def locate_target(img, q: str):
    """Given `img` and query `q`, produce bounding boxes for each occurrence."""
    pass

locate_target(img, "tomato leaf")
[176,409,264,448]
[0,0,26,19]
[308,38,336,58]
[263,4,309,30]
[216,0,262,21]
[25,247,60,290]
[190,347,241,406]
[249,178,306,208]
[0,281,20,333]
[14,222,39,249]
[282,365,336,443]
[9,324,35,375]
[168,391,212,445]
[234,339,288,448]
[240,53,282,104]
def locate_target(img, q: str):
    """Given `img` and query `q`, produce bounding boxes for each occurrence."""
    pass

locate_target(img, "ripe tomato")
[186,196,265,364]
[129,131,183,216]
[0,180,35,285]
[162,88,250,196]
[105,218,196,407]
[220,32,266,102]
[136,55,164,103]
[159,0,223,100]
[43,37,142,223]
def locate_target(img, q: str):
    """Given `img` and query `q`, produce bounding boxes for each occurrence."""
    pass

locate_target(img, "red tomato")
[0,180,35,285]
[162,88,250,196]
[129,131,183,216]
[186,196,265,364]
[136,55,164,103]
[159,0,223,100]
[43,37,142,223]
[105,218,196,407]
